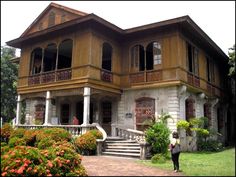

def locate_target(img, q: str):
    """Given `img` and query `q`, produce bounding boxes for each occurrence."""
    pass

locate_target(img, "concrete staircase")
[102,137,140,158]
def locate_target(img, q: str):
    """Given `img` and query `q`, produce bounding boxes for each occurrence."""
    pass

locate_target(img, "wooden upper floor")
[7,3,229,98]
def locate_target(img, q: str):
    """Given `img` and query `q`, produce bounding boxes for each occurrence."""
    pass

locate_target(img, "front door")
[135,97,155,131]
[102,101,112,136]
[76,102,93,125]
[61,104,70,124]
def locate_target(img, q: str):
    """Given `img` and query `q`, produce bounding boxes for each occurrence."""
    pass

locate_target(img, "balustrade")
[28,68,71,85]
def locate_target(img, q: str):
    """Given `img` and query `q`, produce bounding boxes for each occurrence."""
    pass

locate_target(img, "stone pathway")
[82,155,184,176]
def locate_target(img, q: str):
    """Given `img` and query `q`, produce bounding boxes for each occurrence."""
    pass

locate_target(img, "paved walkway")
[82,155,184,176]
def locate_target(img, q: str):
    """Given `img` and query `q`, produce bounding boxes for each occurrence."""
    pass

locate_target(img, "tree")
[228,44,235,76]
[1,46,18,123]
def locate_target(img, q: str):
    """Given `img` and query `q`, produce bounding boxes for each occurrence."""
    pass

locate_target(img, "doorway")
[102,101,112,135]
[76,102,93,125]
[135,97,155,131]
[60,104,70,124]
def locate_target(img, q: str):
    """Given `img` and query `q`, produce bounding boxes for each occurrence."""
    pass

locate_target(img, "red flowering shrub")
[23,129,38,146]
[8,137,26,148]
[74,131,97,155]
[0,123,13,143]
[10,128,26,139]
[1,144,87,176]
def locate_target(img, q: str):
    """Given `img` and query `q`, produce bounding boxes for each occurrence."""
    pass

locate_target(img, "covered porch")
[16,87,120,136]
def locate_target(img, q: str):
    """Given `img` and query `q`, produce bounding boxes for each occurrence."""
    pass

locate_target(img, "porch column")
[44,91,51,125]
[16,95,22,125]
[83,87,91,125]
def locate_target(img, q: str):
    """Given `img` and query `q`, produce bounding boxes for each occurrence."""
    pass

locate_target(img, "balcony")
[187,72,200,87]
[101,69,113,82]
[28,68,72,85]
[130,70,162,84]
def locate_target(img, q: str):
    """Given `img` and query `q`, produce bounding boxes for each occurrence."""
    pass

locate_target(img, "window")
[187,43,199,76]
[30,48,43,75]
[43,43,57,72]
[185,98,195,122]
[153,42,162,65]
[131,45,145,71]
[146,42,154,70]
[102,42,112,71]
[206,57,215,83]
[48,11,55,27]
[58,39,73,69]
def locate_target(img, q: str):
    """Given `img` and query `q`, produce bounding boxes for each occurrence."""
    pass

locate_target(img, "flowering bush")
[0,123,13,143]
[1,143,87,176]
[74,131,97,155]
[10,128,26,139]
[89,129,103,139]
[37,137,56,149]
[8,137,26,148]
[36,128,72,143]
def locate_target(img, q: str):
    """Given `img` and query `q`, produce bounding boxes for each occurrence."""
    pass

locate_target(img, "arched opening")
[30,48,43,75]
[131,45,145,72]
[102,42,112,71]
[146,42,154,70]
[135,97,155,131]
[185,98,195,122]
[58,39,73,69]
[43,43,57,72]
[204,103,212,127]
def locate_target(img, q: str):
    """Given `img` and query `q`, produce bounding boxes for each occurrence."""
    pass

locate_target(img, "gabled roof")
[20,2,88,37]
[6,3,228,62]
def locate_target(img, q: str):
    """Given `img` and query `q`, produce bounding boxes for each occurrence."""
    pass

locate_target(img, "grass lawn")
[138,147,235,176]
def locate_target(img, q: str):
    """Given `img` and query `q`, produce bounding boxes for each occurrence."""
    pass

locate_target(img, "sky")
[1,1,235,56]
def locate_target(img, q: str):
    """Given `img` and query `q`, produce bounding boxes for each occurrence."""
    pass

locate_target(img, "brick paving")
[82,155,184,176]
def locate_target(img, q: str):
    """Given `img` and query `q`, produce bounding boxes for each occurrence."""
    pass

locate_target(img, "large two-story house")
[7,3,234,149]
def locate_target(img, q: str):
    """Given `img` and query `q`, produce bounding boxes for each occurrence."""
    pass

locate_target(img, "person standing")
[170,131,181,172]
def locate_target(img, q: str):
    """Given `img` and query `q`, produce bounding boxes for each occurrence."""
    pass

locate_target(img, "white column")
[44,91,51,125]
[83,87,91,125]
[16,95,22,125]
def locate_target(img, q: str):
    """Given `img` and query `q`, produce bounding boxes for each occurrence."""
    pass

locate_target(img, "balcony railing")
[130,70,162,84]
[187,72,200,87]
[28,68,71,85]
[101,69,113,82]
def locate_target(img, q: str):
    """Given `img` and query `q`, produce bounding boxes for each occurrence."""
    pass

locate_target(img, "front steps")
[102,137,140,158]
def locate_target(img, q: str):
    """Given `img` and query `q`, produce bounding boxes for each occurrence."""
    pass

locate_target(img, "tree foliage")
[1,46,18,122]
[228,44,235,76]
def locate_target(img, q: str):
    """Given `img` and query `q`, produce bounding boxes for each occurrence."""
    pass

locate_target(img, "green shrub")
[37,137,56,149]
[145,122,170,155]
[0,123,13,143]
[8,137,26,148]
[10,128,26,139]
[177,120,190,130]
[89,129,103,139]
[23,129,38,146]
[151,153,167,164]
[36,128,72,143]
[197,139,223,152]
[74,131,97,155]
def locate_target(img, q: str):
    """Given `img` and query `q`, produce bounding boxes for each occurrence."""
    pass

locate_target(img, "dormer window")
[48,11,55,27]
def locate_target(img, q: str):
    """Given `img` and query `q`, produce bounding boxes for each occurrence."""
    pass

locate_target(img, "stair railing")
[115,126,146,143]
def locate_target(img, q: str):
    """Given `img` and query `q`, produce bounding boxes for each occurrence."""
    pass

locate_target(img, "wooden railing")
[187,72,200,87]
[115,126,146,143]
[129,70,162,84]
[101,69,113,82]
[15,124,99,136]
[28,68,72,85]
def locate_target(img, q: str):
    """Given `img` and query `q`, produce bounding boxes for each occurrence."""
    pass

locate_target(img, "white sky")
[1,1,235,56]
